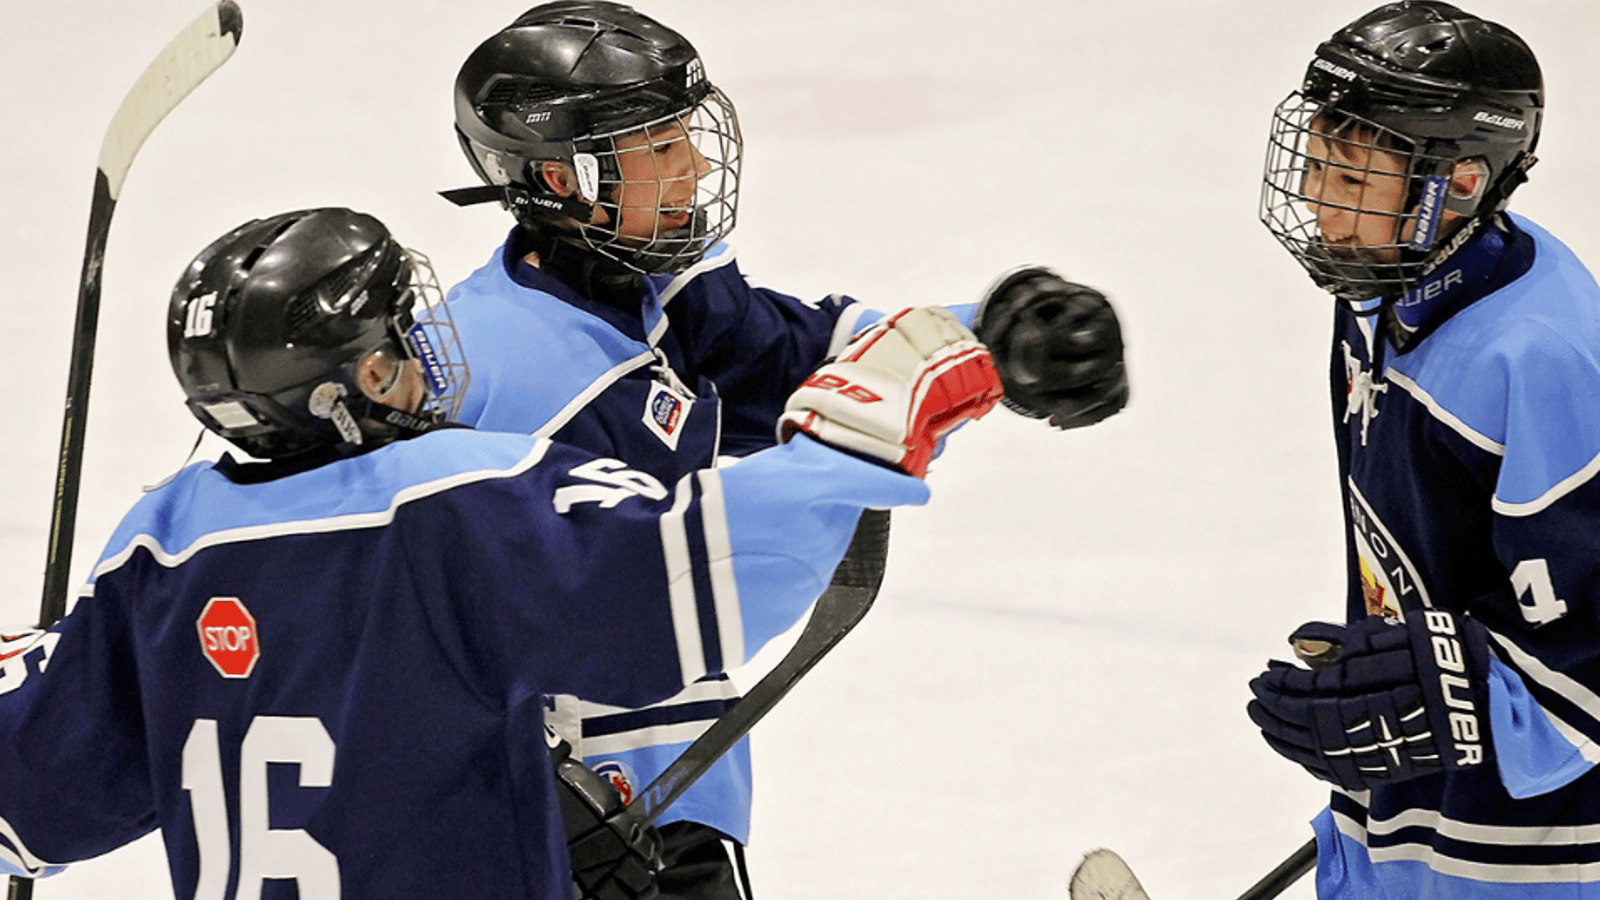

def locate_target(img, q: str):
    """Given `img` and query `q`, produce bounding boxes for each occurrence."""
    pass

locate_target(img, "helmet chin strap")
[336,394,452,449]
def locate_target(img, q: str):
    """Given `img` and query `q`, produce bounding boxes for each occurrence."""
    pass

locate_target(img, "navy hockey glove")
[974,266,1128,429]
[553,734,664,900]
[779,306,1004,477]
[1247,610,1493,791]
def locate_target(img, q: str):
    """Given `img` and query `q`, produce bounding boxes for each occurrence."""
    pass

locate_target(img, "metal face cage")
[1260,92,1455,307]
[569,85,742,275]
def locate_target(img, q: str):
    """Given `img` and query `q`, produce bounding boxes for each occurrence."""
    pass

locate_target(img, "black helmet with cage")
[1260,1,1543,306]
[446,1,742,276]
[168,208,470,460]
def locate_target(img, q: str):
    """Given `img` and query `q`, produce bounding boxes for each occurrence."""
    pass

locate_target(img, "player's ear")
[539,161,579,197]
[1449,159,1489,203]
[356,348,403,403]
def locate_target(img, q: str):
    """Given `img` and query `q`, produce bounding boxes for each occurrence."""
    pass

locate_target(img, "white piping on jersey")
[574,677,743,757]
[827,300,875,358]
[88,441,556,584]
[695,469,745,669]
[1488,629,1600,763]
[531,350,661,440]
[646,304,670,348]
[656,245,738,309]
[0,814,62,876]
[1493,444,1600,518]
[1363,802,1600,845]
[656,469,743,687]
[1382,369,1506,457]
[576,676,741,717]
[1386,367,1600,517]
[582,719,711,757]
[660,473,707,686]
[1332,804,1600,883]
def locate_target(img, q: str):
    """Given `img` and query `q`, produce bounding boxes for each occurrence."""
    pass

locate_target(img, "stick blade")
[1071,849,1153,900]
[99,0,243,198]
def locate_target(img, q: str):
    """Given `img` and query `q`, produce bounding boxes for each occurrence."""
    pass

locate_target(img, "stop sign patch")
[197,596,260,678]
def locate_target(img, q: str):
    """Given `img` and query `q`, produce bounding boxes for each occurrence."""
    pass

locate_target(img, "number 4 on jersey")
[1510,558,1568,625]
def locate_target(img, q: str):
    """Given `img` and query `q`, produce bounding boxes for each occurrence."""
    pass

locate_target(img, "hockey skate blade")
[1070,848,1153,900]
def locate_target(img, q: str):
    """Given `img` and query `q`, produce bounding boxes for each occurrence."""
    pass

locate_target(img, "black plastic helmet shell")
[168,208,411,458]
[1303,1,1542,208]
[454,1,708,166]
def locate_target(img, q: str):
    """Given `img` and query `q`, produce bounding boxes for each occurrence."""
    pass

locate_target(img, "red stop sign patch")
[197,596,260,679]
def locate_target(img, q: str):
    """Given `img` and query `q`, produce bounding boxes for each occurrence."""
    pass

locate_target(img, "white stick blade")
[1071,848,1154,900]
[98,0,243,198]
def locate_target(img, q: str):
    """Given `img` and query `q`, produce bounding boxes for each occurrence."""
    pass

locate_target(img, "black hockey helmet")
[168,208,470,459]
[447,1,742,275]
[1261,1,1543,305]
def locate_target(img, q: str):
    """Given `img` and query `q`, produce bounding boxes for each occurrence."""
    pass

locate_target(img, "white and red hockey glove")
[778,306,1004,477]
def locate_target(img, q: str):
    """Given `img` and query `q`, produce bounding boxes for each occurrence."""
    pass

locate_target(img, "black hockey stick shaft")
[37,1,243,627]
[630,507,891,824]
[11,7,241,900]
[36,176,113,627]
[1238,839,1316,900]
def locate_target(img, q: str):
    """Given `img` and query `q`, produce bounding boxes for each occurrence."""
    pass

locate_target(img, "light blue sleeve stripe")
[1488,657,1596,798]
[715,438,928,656]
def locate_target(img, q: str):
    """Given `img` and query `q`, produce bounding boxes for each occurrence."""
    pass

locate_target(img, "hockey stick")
[1069,839,1316,900]
[10,7,241,900]
[35,0,243,628]
[629,507,891,824]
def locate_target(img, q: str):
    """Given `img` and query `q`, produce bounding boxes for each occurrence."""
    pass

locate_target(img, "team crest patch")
[643,382,693,451]
[1347,481,1429,617]
[593,760,636,804]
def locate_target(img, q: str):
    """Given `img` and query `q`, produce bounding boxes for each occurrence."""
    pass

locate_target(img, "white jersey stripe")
[660,474,706,685]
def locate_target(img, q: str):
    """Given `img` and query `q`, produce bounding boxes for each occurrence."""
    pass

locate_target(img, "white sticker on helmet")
[573,153,601,202]
[201,400,259,430]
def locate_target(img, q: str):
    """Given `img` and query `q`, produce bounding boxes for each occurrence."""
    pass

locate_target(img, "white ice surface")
[4,2,1599,898]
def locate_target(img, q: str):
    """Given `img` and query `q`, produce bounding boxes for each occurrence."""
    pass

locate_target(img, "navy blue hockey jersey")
[0,428,928,899]
[1313,213,1600,899]
[444,236,880,842]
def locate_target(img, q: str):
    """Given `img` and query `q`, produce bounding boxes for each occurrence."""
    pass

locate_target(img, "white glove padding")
[778,306,1004,477]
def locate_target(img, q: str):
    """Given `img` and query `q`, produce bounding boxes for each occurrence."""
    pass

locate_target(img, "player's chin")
[1315,241,1391,265]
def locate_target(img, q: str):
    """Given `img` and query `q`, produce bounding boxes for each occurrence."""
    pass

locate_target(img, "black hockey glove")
[1247,610,1493,791]
[973,266,1129,429]
[552,734,664,900]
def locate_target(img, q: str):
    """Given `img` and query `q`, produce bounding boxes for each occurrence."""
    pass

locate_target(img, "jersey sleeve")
[659,253,874,456]
[1466,316,1600,794]
[400,431,927,709]
[0,607,158,873]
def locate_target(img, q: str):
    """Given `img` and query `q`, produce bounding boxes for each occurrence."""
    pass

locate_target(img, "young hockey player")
[439,3,1130,897]
[1246,3,1600,897]
[0,206,1004,900]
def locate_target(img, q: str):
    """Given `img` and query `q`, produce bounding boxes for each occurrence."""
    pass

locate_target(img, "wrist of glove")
[778,306,1004,477]
[1247,609,1493,791]
[553,735,663,900]
[974,266,1128,429]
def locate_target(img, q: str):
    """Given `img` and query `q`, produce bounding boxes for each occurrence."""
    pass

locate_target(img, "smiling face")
[1300,122,1413,264]
[603,120,713,243]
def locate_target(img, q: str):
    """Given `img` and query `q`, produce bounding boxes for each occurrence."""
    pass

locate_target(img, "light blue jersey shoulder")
[1387,213,1600,510]
[89,430,546,585]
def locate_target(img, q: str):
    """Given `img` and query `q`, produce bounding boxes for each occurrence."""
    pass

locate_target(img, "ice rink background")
[3,1,1598,898]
